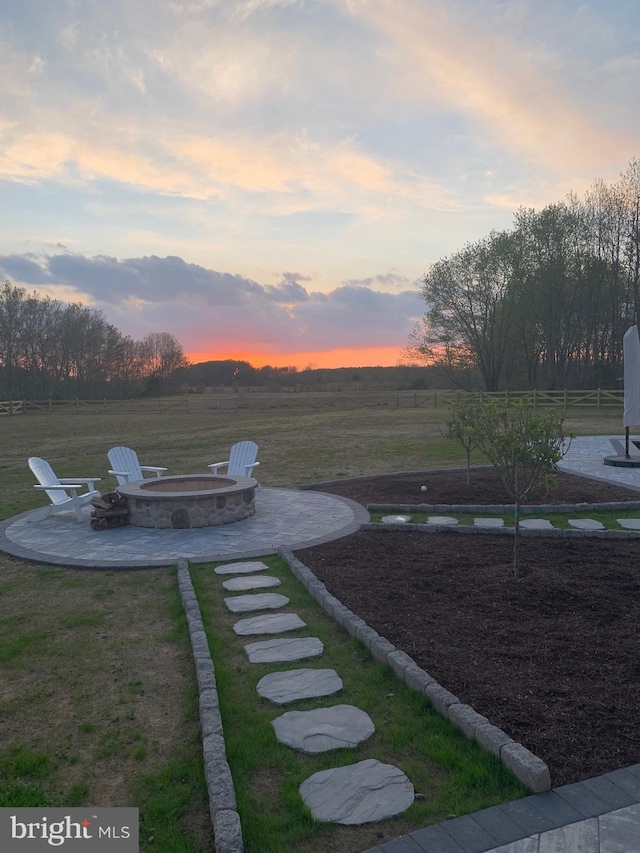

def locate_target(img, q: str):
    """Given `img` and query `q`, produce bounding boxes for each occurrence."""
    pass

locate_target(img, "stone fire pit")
[116,474,257,529]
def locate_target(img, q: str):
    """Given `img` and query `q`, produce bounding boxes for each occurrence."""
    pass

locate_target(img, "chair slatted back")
[107,446,143,485]
[228,441,259,477]
[28,456,68,505]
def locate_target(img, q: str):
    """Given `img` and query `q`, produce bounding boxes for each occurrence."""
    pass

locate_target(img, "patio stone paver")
[616,518,640,530]
[233,613,306,635]
[381,515,411,524]
[427,516,459,525]
[474,518,505,528]
[215,561,270,574]
[222,575,281,591]
[568,519,605,530]
[256,668,343,704]
[272,705,375,753]
[520,519,554,530]
[224,592,289,613]
[299,759,414,825]
[244,637,323,663]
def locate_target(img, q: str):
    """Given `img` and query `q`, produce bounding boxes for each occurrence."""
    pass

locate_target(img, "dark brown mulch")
[311,466,640,507]
[297,470,640,786]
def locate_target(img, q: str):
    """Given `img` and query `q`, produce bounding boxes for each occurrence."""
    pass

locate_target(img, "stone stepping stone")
[568,518,605,530]
[427,516,458,525]
[225,593,289,613]
[474,517,504,528]
[299,758,414,825]
[257,668,343,704]
[233,613,306,636]
[215,561,269,575]
[272,705,375,753]
[520,518,554,530]
[244,637,324,663]
[617,518,640,530]
[222,575,281,592]
[381,515,410,524]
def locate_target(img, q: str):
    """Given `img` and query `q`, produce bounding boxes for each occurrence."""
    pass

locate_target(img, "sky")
[1,0,640,369]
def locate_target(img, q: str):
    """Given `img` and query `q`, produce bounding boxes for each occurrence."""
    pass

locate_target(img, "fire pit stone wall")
[116,475,257,529]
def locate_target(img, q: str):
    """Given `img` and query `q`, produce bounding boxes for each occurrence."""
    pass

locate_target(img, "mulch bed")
[310,466,640,506]
[296,468,640,786]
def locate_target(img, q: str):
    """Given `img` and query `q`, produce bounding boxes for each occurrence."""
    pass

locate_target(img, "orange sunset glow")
[184,346,405,370]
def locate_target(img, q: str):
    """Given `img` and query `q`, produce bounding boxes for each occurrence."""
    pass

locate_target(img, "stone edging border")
[368,500,640,515]
[361,522,640,538]
[277,547,551,794]
[176,558,244,853]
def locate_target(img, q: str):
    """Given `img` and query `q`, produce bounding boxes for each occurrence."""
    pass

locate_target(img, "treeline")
[0,281,188,399]
[408,158,640,391]
[184,360,444,391]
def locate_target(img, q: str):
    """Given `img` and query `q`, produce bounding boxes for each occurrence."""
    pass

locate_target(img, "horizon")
[2,0,639,369]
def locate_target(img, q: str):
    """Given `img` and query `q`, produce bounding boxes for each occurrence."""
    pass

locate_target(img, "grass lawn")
[0,397,626,850]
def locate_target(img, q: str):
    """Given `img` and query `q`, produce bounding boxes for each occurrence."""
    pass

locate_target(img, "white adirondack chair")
[28,457,101,523]
[107,446,167,486]
[209,440,260,478]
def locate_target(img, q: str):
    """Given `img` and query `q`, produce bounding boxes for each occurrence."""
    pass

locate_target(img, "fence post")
[597,388,601,409]
[9,400,13,416]
[533,388,537,409]
[49,399,52,414]
[563,388,568,410]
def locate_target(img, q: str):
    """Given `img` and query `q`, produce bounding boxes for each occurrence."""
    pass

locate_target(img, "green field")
[0,395,625,851]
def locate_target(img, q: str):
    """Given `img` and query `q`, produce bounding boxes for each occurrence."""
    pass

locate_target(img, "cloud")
[335,0,638,178]
[0,251,423,355]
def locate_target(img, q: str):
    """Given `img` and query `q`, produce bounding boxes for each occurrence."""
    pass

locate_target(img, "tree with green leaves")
[468,399,569,578]
[445,399,483,484]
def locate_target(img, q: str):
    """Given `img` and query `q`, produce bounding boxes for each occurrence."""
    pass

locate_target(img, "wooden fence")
[0,388,626,415]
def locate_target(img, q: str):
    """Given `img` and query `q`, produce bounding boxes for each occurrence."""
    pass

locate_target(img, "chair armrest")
[208,461,230,474]
[108,469,130,476]
[59,477,101,485]
[140,466,167,477]
[35,484,83,491]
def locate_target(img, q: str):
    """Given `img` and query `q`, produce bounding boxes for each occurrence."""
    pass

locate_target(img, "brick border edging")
[176,558,244,853]
[277,548,551,794]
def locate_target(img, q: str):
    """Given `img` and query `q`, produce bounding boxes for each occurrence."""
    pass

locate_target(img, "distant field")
[0,392,625,521]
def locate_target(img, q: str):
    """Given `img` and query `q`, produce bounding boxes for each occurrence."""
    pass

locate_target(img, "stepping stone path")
[474,517,504,528]
[225,592,289,613]
[272,705,375,753]
[617,518,640,529]
[215,561,269,574]
[568,518,605,530]
[221,559,414,826]
[427,515,458,525]
[257,668,343,704]
[222,575,281,591]
[381,514,410,524]
[299,759,415,824]
[233,613,306,635]
[520,518,554,530]
[244,637,324,663]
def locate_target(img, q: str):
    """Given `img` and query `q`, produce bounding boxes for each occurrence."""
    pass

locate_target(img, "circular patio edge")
[0,489,369,570]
